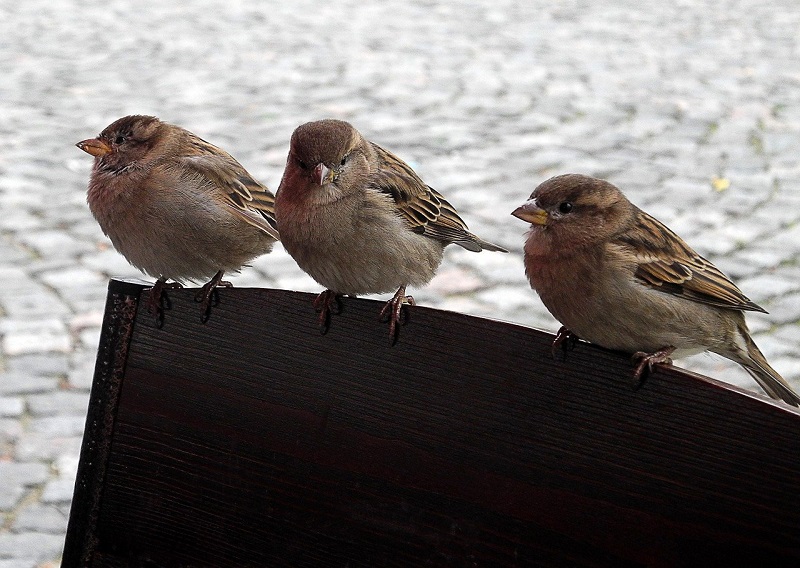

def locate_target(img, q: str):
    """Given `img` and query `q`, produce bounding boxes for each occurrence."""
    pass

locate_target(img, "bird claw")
[551,326,579,361]
[147,279,183,328]
[631,346,676,389]
[194,271,232,323]
[379,287,415,346]
[313,290,342,335]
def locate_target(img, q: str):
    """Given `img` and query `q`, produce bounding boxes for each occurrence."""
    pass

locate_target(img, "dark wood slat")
[62,280,142,568]
[64,280,800,567]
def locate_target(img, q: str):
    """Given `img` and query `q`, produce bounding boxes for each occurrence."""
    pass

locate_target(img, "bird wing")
[619,209,765,313]
[368,143,487,251]
[179,137,279,240]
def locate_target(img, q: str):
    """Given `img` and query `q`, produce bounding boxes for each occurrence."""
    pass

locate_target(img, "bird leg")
[631,345,676,388]
[379,286,415,346]
[551,326,579,360]
[195,270,232,323]
[147,278,183,328]
[313,289,343,335]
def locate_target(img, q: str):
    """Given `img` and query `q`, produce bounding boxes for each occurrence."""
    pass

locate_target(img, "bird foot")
[313,290,342,335]
[631,346,676,389]
[194,271,232,323]
[551,326,579,361]
[147,279,184,328]
[378,286,415,346]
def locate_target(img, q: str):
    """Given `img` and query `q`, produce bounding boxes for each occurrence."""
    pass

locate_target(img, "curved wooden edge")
[62,281,142,567]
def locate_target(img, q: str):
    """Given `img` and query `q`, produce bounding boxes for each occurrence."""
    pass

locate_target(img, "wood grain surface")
[63,280,800,567]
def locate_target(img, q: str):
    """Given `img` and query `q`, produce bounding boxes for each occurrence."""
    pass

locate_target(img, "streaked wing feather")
[369,143,481,247]
[623,210,765,313]
[180,137,279,239]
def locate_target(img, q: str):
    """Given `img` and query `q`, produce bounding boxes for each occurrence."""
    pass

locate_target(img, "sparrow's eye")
[558,201,573,214]
[340,154,348,167]
[297,159,308,170]
[114,135,126,145]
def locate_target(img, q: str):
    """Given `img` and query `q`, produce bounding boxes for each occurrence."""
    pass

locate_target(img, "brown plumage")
[77,115,279,324]
[275,118,507,343]
[512,173,800,407]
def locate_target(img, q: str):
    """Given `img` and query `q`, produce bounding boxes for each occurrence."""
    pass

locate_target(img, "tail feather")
[738,333,800,407]
[457,233,508,253]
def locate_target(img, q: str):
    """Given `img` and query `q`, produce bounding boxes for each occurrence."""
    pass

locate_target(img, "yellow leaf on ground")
[711,177,731,192]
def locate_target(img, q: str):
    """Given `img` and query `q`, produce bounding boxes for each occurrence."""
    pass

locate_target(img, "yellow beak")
[76,138,112,157]
[512,199,548,226]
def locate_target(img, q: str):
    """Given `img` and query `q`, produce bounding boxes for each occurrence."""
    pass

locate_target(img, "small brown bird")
[77,115,279,325]
[512,173,800,407]
[275,119,507,343]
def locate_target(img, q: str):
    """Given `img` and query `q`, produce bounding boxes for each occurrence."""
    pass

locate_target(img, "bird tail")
[738,331,800,407]
[457,233,508,253]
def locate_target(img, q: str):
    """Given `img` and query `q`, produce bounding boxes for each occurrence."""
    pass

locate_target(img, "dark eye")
[340,154,348,166]
[115,135,126,145]
[297,159,308,170]
[558,201,573,214]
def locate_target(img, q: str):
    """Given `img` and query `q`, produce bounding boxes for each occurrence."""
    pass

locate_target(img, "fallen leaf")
[711,177,730,192]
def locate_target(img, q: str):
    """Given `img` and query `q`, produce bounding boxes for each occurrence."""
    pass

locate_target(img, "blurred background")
[1,0,799,564]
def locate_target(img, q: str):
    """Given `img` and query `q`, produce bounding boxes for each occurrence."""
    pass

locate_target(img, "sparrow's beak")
[76,138,112,157]
[312,163,335,186]
[512,199,548,225]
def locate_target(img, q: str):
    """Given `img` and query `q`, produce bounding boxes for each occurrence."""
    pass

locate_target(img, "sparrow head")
[76,115,166,173]
[512,174,634,248]
[281,119,372,203]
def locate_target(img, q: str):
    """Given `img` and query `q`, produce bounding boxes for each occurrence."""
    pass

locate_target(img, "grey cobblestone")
[0,375,60,396]
[11,505,70,535]
[26,392,90,417]
[0,532,64,564]
[2,0,800,564]
[0,397,24,419]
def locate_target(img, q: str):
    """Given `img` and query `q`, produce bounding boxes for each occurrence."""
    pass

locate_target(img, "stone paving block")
[0,267,36,293]
[0,372,59,395]
[762,292,800,325]
[0,211,46,235]
[751,333,800,361]
[772,324,800,346]
[0,559,39,568]
[14,434,83,463]
[476,285,541,312]
[5,354,69,377]
[79,248,144,280]
[2,332,71,356]
[40,477,76,506]
[0,462,49,510]
[15,230,95,260]
[768,356,800,382]
[0,532,64,564]
[0,317,71,356]
[0,290,71,319]
[11,504,69,535]
[38,266,106,291]
[65,357,95,391]
[738,274,800,304]
[77,325,102,351]
[427,266,485,295]
[29,416,86,438]
[0,485,26,511]
[0,462,50,488]
[0,418,24,445]
[0,397,24,418]
[26,391,90,417]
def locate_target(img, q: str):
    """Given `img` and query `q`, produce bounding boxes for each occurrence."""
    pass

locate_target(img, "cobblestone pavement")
[2,0,800,564]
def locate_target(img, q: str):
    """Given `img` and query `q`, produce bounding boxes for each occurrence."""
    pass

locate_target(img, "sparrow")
[77,115,279,325]
[512,173,800,407]
[275,118,507,343]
